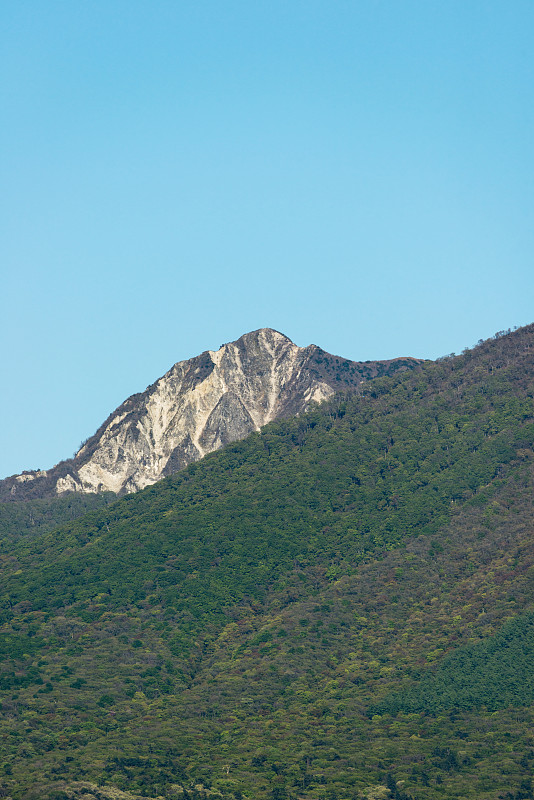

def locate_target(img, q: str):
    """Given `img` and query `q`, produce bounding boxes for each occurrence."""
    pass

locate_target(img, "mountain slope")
[0,328,421,499]
[0,324,533,800]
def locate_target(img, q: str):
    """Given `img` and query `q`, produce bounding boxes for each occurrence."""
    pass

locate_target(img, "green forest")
[1,324,534,800]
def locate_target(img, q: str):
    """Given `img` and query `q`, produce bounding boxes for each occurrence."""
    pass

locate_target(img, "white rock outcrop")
[67,329,333,494]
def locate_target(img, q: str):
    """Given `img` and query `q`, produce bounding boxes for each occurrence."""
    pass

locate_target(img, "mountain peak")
[216,327,294,355]
[1,331,423,500]
[233,327,292,342]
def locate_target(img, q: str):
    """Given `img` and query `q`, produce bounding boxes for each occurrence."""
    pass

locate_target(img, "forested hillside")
[0,325,533,800]
[0,493,114,546]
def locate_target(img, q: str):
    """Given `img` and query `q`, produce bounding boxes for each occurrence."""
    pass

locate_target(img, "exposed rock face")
[1,329,423,499]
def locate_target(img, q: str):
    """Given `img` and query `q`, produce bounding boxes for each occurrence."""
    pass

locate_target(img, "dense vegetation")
[0,324,533,800]
[371,611,534,715]
[0,492,114,545]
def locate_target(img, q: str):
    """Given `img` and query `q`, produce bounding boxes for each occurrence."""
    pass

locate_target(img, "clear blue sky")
[1,1,533,479]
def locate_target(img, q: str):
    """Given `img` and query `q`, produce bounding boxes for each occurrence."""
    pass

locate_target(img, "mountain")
[1,324,533,800]
[0,328,422,499]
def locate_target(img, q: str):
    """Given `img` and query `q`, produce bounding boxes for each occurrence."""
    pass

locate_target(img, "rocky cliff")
[1,328,423,499]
